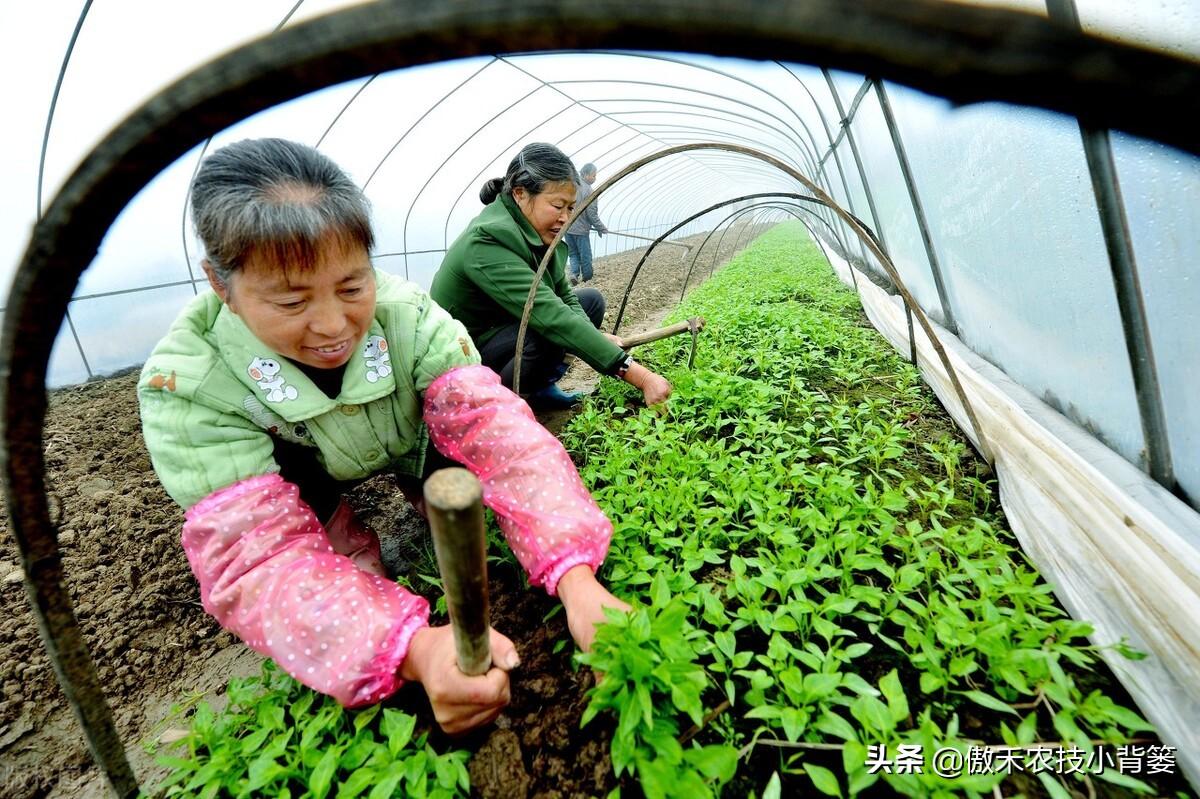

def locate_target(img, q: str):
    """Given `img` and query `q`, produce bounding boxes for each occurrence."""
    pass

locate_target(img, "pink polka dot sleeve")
[181,474,429,707]
[423,365,613,596]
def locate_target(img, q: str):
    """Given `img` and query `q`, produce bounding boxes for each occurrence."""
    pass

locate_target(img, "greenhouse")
[1,1,1197,797]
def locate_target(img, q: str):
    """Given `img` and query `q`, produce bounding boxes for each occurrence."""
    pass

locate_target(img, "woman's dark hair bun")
[479,177,505,204]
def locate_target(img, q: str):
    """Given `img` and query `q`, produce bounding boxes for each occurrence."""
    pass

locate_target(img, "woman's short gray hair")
[191,138,374,286]
[479,142,579,204]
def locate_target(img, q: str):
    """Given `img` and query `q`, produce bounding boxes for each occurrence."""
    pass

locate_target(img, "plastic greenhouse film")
[422,365,612,596]
[182,474,430,707]
[814,239,1200,786]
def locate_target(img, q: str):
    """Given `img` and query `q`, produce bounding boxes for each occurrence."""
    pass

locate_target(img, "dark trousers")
[274,437,457,523]
[565,233,594,282]
[477,287,605,392]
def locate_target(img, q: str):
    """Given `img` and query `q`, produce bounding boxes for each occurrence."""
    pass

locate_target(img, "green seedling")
[565,224,1169,798]
[154,661,468,798]
[156,224,1173,799]
[579,580,737,799]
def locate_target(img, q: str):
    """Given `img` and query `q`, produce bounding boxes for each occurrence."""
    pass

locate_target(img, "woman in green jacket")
[430,143,671,409]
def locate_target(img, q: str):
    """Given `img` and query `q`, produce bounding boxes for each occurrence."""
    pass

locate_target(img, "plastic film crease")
[814,237,1200,785]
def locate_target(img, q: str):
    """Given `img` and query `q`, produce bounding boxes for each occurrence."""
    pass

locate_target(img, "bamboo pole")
[423,468,491,675]
[618,317,706,350]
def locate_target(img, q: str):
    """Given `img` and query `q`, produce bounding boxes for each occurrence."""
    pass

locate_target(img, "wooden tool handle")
[423,468,491,675]
[618,317,706,349]
[608,230,691,249]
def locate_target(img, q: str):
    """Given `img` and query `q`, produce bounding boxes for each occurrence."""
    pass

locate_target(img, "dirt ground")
[0,224,764,799]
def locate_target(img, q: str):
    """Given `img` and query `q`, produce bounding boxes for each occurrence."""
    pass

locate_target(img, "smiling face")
[513,181,577,245]
[206,232,376,369]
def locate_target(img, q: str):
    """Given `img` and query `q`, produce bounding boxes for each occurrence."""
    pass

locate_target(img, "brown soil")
[0,224,764,799]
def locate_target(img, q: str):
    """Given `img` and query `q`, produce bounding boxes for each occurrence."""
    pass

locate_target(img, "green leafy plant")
[579,574,737,799]
[565,223,1168,798]
[153,662,468,798]
[153,223,1176,799]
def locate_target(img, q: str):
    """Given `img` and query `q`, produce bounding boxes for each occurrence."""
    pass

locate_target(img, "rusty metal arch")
[726,207,794,267]
[552,78,823,173]
[441,108,598,248]
[599,159,731,246]
[426,67,816,289]
[504,62,838,254]
[570,85,830,250]
[679,198,853,301]
[611,192,814,333]
[511,142,992,473]
[524,50,881,199]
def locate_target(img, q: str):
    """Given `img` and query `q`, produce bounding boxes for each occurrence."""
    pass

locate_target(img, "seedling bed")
[1,224,1189,798]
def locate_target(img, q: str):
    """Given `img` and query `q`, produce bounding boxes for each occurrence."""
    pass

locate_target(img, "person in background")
[138,138,629,734]
[430,143,670,410]
[565,162,608,286]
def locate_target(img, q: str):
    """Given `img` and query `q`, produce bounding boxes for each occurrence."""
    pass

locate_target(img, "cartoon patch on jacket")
[248,357,299,402]
[363,335,392,383]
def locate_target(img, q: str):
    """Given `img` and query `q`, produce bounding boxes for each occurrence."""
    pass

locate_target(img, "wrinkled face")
[208,234,376,370]
[513,181,576,245]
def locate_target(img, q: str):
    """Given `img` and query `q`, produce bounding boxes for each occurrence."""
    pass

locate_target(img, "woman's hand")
[399,625,520,734]
[639,371,672,407]
[622,362,672,408]
[602,332,626,348]
[556,564,631,653]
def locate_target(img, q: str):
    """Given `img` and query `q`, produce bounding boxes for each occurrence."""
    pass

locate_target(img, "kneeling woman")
[138,138,627,733]
[431,142,671,409]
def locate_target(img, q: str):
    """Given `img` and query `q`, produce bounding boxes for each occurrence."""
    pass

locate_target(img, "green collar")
[499,192,547,250]
[213,305,397,423]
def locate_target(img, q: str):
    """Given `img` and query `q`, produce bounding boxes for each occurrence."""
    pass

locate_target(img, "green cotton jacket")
[138,269,479,509]
[430,193,625,375]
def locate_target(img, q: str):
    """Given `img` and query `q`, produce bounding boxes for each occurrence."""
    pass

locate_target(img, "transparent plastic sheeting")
[1108,133,1200,539]
[1074,0,1200,61]
[853,77,1200,512]
[814,235,1200,788]
[874,83,1148,473]
[6,3,1197,496]
[959,0,1200,57]
[837,82,948,328]
[26,52,804,387]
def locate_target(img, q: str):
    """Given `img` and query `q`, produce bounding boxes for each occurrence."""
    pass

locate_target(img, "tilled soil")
[0,224,763,799]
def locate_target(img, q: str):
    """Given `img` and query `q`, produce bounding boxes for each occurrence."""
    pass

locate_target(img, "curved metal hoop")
[607,193,846,332]
[513,142,991,472]
[678,197,872,302]
[5,1,1198,794]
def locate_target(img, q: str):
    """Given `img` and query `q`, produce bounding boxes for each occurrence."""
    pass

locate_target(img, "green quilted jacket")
[430,193,625,375]
[138,269,478,509]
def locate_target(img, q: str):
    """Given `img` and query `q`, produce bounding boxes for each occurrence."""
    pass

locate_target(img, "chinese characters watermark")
[864,742,1177,779]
